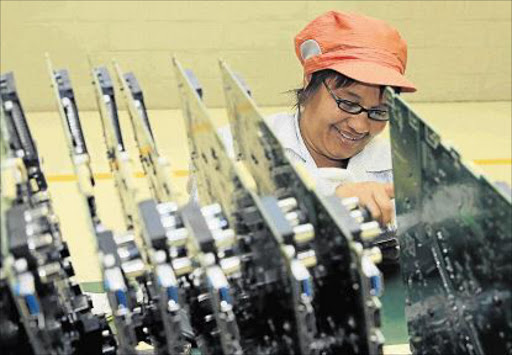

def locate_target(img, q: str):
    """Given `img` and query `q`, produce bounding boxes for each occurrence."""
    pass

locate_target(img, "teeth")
[341,132,359,141]
[335,126,364,141]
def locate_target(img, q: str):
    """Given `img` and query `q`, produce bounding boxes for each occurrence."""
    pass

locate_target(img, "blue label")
[25,294,40,315]
[167,286,179,303]
[219,286,232,304]
[302,279,312,298]
[370,275,382,296]
[115,289,128,308]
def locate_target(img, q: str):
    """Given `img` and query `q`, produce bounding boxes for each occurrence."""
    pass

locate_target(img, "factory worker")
[264,11,417,225]
[197,11,416,225]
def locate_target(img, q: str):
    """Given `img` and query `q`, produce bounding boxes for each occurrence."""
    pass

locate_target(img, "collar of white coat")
[265,111,392,173]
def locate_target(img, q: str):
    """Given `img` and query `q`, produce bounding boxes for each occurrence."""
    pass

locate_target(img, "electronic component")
[219,60,385,354]
[114,63,244,354]
[1,71,115,355]
[174,57,386,354]
[387,87,512,355]
[2,56,507,355]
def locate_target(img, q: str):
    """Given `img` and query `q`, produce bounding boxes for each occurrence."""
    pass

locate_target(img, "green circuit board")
[387,88,512,355]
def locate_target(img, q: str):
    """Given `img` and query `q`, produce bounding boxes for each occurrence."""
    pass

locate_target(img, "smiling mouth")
[333,125,367,142]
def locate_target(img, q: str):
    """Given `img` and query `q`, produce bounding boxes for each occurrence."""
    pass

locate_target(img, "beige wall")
[1,1,511,111]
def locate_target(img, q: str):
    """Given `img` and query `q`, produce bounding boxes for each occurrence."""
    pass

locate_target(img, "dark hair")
[292,69,401,110]
[293,69,354,110]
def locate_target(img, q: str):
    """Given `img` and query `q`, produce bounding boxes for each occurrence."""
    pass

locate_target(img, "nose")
[345,112,370,134]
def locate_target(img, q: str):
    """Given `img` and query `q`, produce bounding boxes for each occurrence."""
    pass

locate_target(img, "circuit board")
[174,57,315,354]
[387,88,512,355]
[219,60,385,354]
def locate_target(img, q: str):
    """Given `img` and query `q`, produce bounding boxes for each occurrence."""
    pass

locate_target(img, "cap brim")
[326,61,417,93]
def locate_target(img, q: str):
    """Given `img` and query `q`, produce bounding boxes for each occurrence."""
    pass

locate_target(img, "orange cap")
[295,11,416,92]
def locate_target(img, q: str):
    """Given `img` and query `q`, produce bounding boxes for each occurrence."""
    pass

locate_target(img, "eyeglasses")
[322,81,389,122]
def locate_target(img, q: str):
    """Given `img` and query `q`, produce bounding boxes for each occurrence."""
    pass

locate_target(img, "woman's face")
[300,78,388,167]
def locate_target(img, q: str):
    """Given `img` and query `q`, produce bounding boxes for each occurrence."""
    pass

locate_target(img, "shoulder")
[216,111,297,159]
[264,111,300,148]
[264,111,316,167]
[264,111,296,136]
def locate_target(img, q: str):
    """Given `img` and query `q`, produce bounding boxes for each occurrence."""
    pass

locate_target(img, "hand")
[335,182,395,225]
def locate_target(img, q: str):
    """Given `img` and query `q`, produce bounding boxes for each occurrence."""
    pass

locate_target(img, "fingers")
[335,181,395,225]
[384,183,395,199]
[364,197,382,224]
[372,187,394,225]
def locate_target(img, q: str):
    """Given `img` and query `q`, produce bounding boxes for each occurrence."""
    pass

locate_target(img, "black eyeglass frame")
[322,80,390,122]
